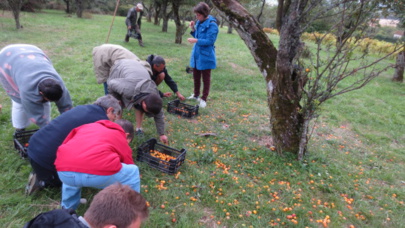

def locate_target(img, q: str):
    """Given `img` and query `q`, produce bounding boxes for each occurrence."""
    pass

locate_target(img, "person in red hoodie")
[55,119,138,210]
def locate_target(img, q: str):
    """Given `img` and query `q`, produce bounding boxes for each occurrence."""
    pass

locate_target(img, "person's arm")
[194,22,218,46]
[153,109,168,144]
[163,69,179,93]
[21,93,50,128]
[125,8,133,28]
[189,20,196,37]
[55,84,73,114]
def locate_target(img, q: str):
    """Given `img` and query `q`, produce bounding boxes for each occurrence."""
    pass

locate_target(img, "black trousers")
[29,158,62,187]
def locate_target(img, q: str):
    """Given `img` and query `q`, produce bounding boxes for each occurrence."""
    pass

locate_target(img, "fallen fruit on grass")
[160,204,165,209]
[172,218,177,223]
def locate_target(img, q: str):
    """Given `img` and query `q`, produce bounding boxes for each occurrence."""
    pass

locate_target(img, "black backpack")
[23,208,88,228]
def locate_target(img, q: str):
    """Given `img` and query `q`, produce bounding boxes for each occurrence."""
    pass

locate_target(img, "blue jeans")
[58,163,140,209]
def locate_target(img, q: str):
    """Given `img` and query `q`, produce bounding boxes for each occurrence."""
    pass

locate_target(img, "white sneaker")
[188,94,200,101]
[199,100,207,108]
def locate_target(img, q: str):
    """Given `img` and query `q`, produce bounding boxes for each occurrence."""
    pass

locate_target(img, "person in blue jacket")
[187,2,219,108]
[0,44,73,130]
[25,95,122,196]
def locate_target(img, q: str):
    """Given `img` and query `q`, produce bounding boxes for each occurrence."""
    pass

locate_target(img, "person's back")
[55,120,134,175]
[108,59,159,109]
[28,104,109,171]
[0,44,72,128]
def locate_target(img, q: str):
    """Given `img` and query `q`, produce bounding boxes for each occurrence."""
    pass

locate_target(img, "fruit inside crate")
[13,129,38,158]
[136,138,186,174]
[167,99,199,118]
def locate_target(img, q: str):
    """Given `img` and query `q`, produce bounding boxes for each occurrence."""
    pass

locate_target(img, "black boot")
[125,35,129,42]
[138,39,144,47]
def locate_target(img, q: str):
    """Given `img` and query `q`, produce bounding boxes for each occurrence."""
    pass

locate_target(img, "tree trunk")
[153,1,161,26]
[7,0,23,29]
[392,50,404,82]
[146,3,153,22]
[161,0,169,32]
[64,0,70,14]
[211,0,306,155]
[172,0,185,44]
[227,23,232,34]
[75,0,83,18]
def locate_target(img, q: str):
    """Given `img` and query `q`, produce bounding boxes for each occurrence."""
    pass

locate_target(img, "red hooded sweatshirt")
[55,120,134,175]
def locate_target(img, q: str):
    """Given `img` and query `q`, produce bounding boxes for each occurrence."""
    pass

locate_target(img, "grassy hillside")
[0,10,404,227]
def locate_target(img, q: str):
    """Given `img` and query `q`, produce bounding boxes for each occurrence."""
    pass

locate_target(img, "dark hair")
[84,183,148,228]
[151,55,165,67]
[144,93,162,115]
[193,2,210,18]
[38,79,63,101]
[115,119,134,141]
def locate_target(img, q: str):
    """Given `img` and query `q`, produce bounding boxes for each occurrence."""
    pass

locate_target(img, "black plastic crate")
[13,129,38,158]
[167,100,199,118]
[136,138,186,174]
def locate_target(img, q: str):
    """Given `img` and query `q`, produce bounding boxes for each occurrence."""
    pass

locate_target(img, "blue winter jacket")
[28,105,108,171]
[189,15,219,70]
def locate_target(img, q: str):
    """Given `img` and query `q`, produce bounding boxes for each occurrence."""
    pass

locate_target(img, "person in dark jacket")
[146,54,185,100]
[25,95,122,196]
[0,44,73,130]
[187,2,219,108]
[125,3,144,47]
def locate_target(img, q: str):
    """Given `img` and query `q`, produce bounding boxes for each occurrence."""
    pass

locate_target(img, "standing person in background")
[125,3,144,47]
[55,119,139,210]
[0,44,73,130]
[187,2,219,108]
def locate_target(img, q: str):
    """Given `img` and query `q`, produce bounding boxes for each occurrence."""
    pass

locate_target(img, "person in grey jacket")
[108,58,169,144]
[92,44,151,94]
[0,44,73,130]
[125,3,144,47]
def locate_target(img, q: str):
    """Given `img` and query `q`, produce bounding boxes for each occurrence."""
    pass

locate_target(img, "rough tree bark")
[7,0,23,29]
[211,0,303,155]
[392,50,404,82]
[211,0,403,160]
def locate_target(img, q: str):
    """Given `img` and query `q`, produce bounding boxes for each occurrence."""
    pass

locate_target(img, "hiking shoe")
[25,172,43,196]
[136,129,144,136]
[187,94,200,101]
[199,100,207,108]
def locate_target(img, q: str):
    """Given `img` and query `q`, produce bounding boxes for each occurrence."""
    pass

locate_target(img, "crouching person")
[24,183,149,228]
[25,95,121,195]
[55,119,140,210]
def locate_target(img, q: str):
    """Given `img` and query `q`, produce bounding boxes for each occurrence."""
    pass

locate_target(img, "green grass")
[1,10,404,227]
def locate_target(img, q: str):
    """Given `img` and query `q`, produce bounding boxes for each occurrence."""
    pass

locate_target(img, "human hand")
[163,92,172,97]
[176,92,185,101]
[190,21,195,29]
[128,26,131,29]
[159,135,168,145]
[187,38,197,44]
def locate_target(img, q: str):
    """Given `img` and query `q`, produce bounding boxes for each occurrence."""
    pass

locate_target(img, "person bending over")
[0,44,72,130]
